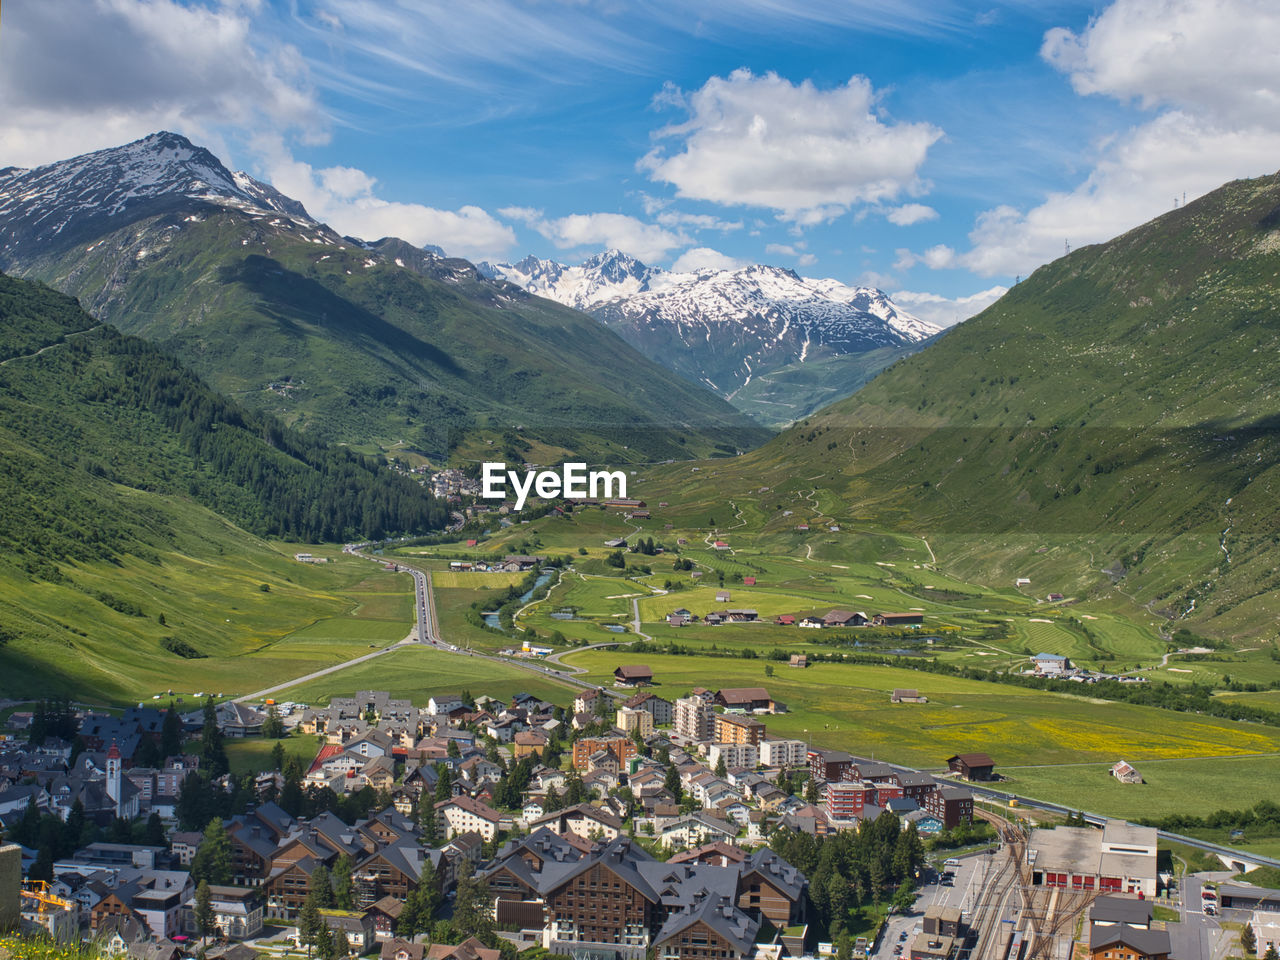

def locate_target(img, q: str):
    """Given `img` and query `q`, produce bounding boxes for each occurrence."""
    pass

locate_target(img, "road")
[0,324,102,366]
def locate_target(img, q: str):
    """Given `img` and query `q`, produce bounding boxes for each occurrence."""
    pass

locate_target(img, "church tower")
[105,741,122,817]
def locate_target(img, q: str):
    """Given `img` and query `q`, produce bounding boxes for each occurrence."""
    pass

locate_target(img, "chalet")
[724,609,758,622]
[823,610,867,627]
[382,939,425,960]
[774,615,796,626]
[501,555,545,572]
[713,540,730,550]
[1047,593,1065,602]
[874,612,924,627]
[530,802,624,841]
[614,664,654,686]
[628,510,651,520]
[513,730,548,759]
[947,753,996,781]
[798,616,824,629]
[789,654,807,668]
[659,812,738,848]
[716,687,776,713]
[704,612,726,625]
[666,609,697,626]
[1087,927,1170,960]
[716,591,732,602]
[743,577,756,586]
[427,937,502,960]
[891,689,928,704]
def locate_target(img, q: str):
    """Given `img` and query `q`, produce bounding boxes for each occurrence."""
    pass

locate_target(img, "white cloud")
[930,0,1280,277]
[670,247,747,272]
[890,286,1007,328]
[505,210,687,263]
[638,69,942,221]
[766,243,801,257]
[1041,0,1280,124]
[885,203,939,226]
[0,0,323,168]
[260,140,515,261]
[655,211,743,232]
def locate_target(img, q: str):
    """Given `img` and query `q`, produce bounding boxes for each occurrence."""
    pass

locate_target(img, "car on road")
[1204,904,1217,916]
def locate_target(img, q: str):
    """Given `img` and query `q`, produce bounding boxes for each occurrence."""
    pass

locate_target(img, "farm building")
[1111,760,1143,784]
[892,689,928,704]
[614,665,653,686]
[947,753,996,781]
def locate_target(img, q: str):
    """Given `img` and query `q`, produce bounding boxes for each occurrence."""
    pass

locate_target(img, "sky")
[4,0,1280,327]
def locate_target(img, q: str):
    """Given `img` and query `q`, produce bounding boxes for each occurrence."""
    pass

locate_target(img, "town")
[1,669,1266,960]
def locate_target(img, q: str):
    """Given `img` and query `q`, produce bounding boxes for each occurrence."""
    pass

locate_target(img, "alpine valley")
[481,251,940,426]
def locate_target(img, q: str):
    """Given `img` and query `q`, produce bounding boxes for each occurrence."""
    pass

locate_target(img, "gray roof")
[1089,926,1170,955]
[654,894,759,956]
[1090,895,1153,926]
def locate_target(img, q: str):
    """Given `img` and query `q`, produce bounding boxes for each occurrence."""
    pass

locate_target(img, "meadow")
[0,526,415,704]
[558,647,1280,775]
[272,645,576,706]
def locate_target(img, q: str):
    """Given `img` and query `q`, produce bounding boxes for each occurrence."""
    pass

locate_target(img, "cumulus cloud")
[890,286,1008,328]
[0,0,322,168]
[670,247,747,272]
[503,209,687,263]
[638,69,942,222]
[885,203,939,226]
[924,0,1280,277]
[260,140,515,260]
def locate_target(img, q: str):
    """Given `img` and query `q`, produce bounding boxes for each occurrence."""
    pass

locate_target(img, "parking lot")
[872,852,988,960]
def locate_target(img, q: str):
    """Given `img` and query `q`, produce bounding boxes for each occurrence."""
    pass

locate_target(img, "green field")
[226,732,326,777]
[1002,755,1280,822]
[0,532,415,704]
[272,646,577,707]
[559,649,1280,772]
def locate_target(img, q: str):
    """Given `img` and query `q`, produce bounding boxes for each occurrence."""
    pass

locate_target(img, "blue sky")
[5,0,1280,326]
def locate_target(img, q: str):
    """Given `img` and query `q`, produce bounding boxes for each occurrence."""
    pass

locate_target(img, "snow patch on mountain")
[0,132,315,262]
[484,248,940,352]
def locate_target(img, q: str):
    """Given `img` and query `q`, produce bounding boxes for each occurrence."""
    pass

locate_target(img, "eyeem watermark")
[481,462,626,511]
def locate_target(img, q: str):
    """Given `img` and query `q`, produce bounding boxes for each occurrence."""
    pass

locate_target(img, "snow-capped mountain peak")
[0,131,314,262]
[484,249,940,416]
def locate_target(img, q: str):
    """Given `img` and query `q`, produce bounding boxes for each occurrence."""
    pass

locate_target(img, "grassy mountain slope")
[673,173,1280,640]
[0,274,441,699]
[6,208,768,462]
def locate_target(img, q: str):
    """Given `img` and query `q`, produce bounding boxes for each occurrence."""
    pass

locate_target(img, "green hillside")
[0,273,442,700]
[650,173,1280,641]
[8,209,768,463]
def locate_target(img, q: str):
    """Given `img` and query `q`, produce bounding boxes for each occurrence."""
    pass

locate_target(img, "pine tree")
[298,895,324,959]
[714,755,727,779]
[452,860,494,942]
[333,854,355,910]
[805,775,820,805]
[663,765,683,804]
[544,785,562,813]
[435,766,454,802]
[419,797,442,846]
[161,704,183,759]
[190,817,234,885]
[311,864,335,909]
[194,880,215,946]
[1241,923,1256,955]
[263,704,286,739]
[144,812,166,847]
[334,929,351,959]
[271,740,287,771]
[200,696,228,777]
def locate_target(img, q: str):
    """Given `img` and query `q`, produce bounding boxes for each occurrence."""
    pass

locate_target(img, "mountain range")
[481,251,939,426]
[701,171,1280,641]
[0,133,767,463]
